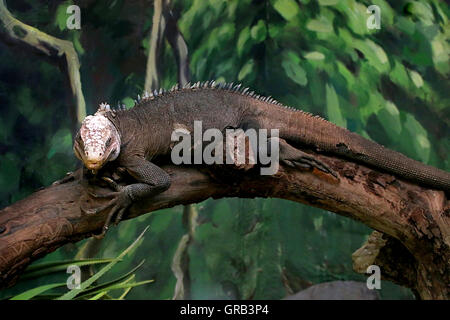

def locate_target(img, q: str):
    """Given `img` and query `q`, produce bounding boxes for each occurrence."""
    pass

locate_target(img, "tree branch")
[0,0,86,129]
[353,231,420,299]
[0,149,448,299]
[144,0,166,92]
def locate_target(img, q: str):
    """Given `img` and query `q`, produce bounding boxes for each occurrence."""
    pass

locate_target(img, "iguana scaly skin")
[74,81,450,237]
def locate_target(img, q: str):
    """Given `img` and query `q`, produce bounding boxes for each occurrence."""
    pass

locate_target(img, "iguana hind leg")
[85,157,170,238]
[276,138,338,178]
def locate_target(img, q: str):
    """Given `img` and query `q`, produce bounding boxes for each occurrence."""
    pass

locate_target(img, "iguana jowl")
[74,81,450,237]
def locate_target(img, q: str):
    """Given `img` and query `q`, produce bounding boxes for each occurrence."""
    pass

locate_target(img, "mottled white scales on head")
[80,114,111,158]
[77,105,121,171]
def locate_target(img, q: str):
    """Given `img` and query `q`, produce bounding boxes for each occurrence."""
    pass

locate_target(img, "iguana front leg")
[86,156,170,238]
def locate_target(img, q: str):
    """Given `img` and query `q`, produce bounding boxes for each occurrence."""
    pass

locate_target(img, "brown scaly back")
[113,81,450,193]
[133,80,315,113]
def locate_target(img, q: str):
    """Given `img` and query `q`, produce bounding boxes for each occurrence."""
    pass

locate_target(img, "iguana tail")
[259,104,450,193]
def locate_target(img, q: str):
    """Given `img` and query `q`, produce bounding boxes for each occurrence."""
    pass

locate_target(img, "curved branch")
[0,0,86,128]
[0,150,448,299]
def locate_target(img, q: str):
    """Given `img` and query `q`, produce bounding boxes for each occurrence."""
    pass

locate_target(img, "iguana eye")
[76,134,84,147]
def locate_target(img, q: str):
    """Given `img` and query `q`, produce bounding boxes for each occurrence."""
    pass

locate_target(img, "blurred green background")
[0,0,449,299]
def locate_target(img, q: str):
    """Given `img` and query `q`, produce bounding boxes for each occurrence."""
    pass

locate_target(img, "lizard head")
[74,103,121,173]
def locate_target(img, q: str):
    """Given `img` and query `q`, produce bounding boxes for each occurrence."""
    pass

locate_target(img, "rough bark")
[0,149,448,299]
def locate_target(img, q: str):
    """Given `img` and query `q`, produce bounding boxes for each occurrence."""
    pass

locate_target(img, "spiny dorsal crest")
[131,80,327,122]
[96,102,111,115]
[95,101,127,117]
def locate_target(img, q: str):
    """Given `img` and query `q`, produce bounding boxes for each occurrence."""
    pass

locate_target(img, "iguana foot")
[52,171,76,185]
[278,139,338,178]
[84,177,132,239]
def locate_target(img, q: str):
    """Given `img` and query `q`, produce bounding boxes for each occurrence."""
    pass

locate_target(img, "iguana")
[74,81,450,237]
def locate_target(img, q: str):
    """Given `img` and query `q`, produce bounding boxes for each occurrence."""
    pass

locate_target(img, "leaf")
[237,26,251,56]
[403,114,430,163]
[117,274,135,300]
[82,279,154,299]
[57,226,149,300]
[306,17,333,33]
[282,51,308,86]
[47,129,73,159]
[368,41,388,65]
[376,101,402,140]
[304,51,325,61]
[389,60,411,89]
[54,2,72,31]
[350,39,389,73]
[122,97,135,108]
[238,59,255,81]
[72,32,85,55]
[407,69,424,88]
[250,20,267,43]
[272,0,299,21]
[319,0,339,5]
[268,24,282,38]
[337,2,368,35]
[217,23,236,42]
[75,260,145,299]
[395,16,416,36]
[10,283,66,300]
[431,38,450,74]
[405,1,434,25]
[118,287,132,300]
[89,291,108,300]
[325,83,346,128]
[21,258,118,281]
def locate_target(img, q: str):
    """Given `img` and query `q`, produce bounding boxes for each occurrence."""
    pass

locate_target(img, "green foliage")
[10,283,67,300]
[4,228,152,300]
[282,51,308,86]
[20,258,118,281]
[58,226,149,300]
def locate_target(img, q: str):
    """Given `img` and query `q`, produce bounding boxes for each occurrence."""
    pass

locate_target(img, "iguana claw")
[84,185,132,238]
[101,177,121,191]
